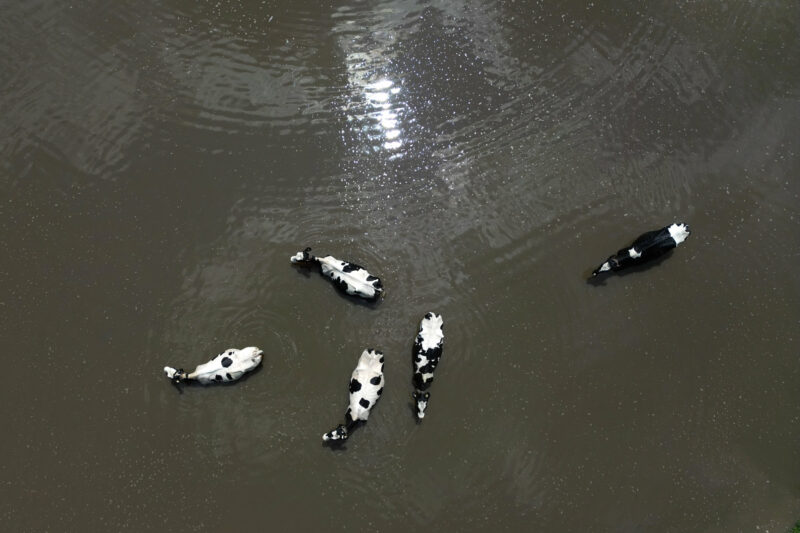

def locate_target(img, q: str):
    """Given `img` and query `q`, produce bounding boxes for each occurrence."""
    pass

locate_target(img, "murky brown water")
[2,0,799,531]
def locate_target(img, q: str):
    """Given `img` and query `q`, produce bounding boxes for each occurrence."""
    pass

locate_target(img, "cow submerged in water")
[323,349,385,442]
[290,247,383,300]
[164,347,263,385]
[591,223,691,277]
[412,312,444,419]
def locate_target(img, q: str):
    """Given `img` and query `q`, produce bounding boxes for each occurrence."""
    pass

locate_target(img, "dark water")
[2,0,799,531]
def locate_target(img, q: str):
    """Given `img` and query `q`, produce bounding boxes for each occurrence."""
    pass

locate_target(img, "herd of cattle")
[163,222,690,443]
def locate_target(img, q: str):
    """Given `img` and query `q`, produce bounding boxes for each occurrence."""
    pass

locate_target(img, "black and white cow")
[412,312,444,419]
[323,349,385,442]
[164,346,263,385]
[290,247,383,300]
[591,223,691,277]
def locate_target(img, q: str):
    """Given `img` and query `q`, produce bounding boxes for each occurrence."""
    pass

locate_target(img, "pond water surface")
[2,1,799,531]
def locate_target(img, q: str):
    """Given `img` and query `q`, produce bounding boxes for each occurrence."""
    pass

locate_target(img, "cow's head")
[164,366,188,383]
[413,391,430,419]
[290,247,314,263]
[591,256,618,277]
[322,424,349,442]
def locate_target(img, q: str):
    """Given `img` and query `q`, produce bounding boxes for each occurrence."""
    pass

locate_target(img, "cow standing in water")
[164,347,263,385]
[291,247,383,300]
[323,349,385,442]
[412,312,444,420]
[591,223,691,277]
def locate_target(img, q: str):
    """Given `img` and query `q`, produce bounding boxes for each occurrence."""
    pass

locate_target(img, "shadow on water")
[291,264,383,309]
[585,250,676,286]
[322,440,348,452]
[166,363,266,395]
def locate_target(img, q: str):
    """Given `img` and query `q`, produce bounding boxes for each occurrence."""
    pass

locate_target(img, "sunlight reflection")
[365,79,404,151]
[347,70,407,153]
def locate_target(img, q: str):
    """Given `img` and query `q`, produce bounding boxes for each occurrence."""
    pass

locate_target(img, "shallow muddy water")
[2,0,799,531]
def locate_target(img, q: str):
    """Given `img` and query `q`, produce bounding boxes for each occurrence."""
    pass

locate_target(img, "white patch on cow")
[668,223,690,245]
[290,251,305,263]
[418,313,444,352]
[164,347,263,385]
[318,255,382,299]
[628,247,642,259]
[348,349,384,422]
[598,261,611,272]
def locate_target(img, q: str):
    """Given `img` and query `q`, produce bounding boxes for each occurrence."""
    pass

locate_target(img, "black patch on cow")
[419,354,440,375]
[346,262,367,273]
[215,375,222,381]
[377,387,383,396]
[425,312,432,319]
[359,398,370,409]
[419,363,435,374]
[228,351,234,355]
[345,408,353,424]
[349,379,362,393]
[413,371,434,389]
[221,356,233,368]
[226,373,233,380]
[370,376,381,385]
[366,275,378,281]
